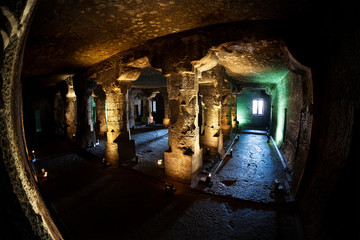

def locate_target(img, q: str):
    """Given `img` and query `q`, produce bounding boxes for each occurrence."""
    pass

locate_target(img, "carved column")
[103,81,135,166]
[221,80,237,141]
[199,67,224,156]
[96,64,143,166]
[64,77,77,141]
[139,90,156,125]
[199,85,223,156]
[159,88,170,127]
[93,84,107,138]
[128,88,141,128]
[74,77,97,148]
[164,72,202,183]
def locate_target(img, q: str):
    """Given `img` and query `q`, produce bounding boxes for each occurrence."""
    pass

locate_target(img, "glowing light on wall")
[90,96,96,127]
[236,94,249,127]
[273,72,289,146]
[275,101,286,146]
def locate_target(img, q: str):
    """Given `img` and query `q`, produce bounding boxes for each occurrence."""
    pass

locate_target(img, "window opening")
[252,99,264,115]
[152,100,156,113]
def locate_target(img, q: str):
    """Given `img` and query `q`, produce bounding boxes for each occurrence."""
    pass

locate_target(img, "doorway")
[237,89,271,131]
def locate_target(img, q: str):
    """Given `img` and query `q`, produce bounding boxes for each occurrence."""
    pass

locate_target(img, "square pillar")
[221,84,237,140]
[65,77,77,141]
[164,72,202,183]
[93,84,107,138]
[104,81,135,166]
[74,77,97,148]
[139,90,157,125]
[160,88,170,127]
[199,84,223,156]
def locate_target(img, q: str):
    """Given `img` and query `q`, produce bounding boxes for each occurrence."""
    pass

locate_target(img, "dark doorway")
[151,93,164,124]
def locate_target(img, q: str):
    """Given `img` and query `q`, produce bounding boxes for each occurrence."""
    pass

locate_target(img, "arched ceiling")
[23,0,307,78]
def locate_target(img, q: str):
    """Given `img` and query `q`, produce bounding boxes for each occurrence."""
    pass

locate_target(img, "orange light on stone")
[163,118,170,127]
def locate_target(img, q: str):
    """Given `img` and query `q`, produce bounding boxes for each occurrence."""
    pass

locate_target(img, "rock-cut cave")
[0,0,359,239]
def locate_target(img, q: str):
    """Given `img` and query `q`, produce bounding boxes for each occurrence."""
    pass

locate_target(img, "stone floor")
[131,127,168,178]
[37,155,302,240]
[32,128,303,239]
[201,133,292,203]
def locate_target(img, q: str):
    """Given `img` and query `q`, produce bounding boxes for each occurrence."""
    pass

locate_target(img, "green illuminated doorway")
[236,89,271,131]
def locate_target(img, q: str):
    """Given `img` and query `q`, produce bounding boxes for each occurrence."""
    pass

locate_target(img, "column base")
[117,139,136,162]
[106,137,136,167]
[164,148,202,183]
[200,128,223,156]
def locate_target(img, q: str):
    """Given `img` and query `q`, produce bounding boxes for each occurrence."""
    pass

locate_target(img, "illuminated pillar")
[221,84,237,140]
[74,77,97,148]
[93,84,107,138]
[128,89,141,128]
[139,90,156,124]
[198,66,225,156]
[65,77,77,141]
[160,88,170,127]
[199,84,223,156]
[164,72,203,183]
[104,81,135,166]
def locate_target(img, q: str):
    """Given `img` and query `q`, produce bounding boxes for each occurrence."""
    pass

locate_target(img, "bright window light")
[152,100,156,113]
[252,99,264,115]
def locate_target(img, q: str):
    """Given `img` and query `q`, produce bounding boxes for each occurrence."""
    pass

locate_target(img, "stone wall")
[0,0,62,239]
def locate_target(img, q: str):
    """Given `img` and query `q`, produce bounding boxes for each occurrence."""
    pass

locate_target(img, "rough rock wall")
[291,2,360,239]
[271,71,302,165]
[0,0,62,239]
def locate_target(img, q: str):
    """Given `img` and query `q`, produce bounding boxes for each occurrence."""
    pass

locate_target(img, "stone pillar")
[128,89,141,128]
[54,91,66,136]
[139,90,156,125]
[160,88,170,127]
[93,84,107,138]
[199,84,223,156]
[65,77,77,141]
[221,81,237,140]
[164,72,202,183]
[199,67,225,156]
[104,81,135,166]
[74,77,97,148]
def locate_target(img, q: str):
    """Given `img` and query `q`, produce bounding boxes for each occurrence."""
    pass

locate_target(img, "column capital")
[138,89,158,100]
[73,77,97,97]
[102,80,132,94]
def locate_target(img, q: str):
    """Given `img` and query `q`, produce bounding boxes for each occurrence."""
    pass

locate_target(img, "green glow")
[272,72,289,146]
[252,69,289,84]
[236,91,252,127]
[275,101,286,146]
[90,96,96,126]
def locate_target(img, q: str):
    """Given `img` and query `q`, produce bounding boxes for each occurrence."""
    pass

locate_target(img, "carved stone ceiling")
[23,0,305,78]
[213,40,289,85]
